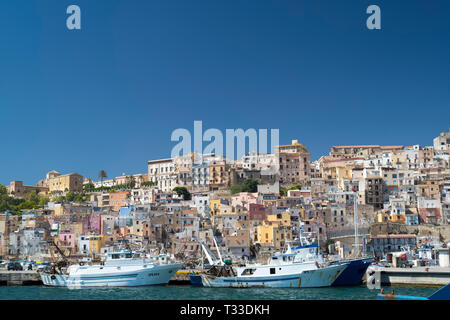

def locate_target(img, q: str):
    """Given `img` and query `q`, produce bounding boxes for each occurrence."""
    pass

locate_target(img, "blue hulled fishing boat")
[330,257,373,286]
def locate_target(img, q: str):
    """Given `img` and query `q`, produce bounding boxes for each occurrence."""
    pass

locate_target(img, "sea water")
[0,285,437,300]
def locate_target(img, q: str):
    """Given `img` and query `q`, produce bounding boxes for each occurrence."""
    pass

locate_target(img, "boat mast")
[353,187,359,258]
[211,227,224,265]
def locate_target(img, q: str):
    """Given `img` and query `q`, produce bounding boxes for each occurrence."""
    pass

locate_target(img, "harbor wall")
[367,267,450,287]
[0,271,42,286]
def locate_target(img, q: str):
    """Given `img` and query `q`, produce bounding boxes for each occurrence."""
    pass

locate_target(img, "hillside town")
[1,130,450,268]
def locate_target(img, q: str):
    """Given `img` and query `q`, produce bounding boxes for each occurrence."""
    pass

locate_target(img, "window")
[270,268,276,275]
[241,268,256,275]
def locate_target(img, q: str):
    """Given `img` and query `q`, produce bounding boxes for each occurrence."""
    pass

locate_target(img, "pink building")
[82,215,102,234]
[418,208,441,224]
[57,230,76,248]
[231,192,258,210]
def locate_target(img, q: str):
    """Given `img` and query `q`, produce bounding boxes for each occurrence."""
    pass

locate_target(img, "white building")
[192,194,210,218]
[433,130,450,152]
[148,158,178,192]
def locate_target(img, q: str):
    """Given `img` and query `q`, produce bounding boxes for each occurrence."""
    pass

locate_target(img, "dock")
[367,267,450,287]
[0,271,43,286]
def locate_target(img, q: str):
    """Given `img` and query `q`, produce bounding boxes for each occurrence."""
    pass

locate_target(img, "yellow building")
[256,223,274,245]
[72,223,83,240]
[209,160,230,190]
[6,181,49,198]
[376,212,390,223]
[256,222,292,250]
[209,199,222,216]
[53,204,64,216]
[89,235,106,254]
[277,139,308,153]
[267,212,291,227]
[376,212,406,224]
[48,172,83,193]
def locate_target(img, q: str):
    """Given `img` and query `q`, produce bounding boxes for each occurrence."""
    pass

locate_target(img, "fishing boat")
[40,250,182,288]
[330,257,374,286]
[189,271,203,286]
[326,189,374,286]
[200,242,348,288]
[291,233,373,287]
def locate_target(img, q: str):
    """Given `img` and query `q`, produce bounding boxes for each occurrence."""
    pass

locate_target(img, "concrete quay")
[368,266,450,287]
[0,271,43,286]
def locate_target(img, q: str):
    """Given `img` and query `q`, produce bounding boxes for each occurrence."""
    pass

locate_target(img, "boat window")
[283,257,286,261]
[111,254,119,259]
[125,253,132,258]
[241,268,256,275]
[270,268,276,275]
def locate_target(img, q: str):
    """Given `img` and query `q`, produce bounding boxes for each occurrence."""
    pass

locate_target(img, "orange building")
[109,191,130,211]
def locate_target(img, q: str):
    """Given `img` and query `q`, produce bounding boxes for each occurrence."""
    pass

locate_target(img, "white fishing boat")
[40,250,182,288]
[200,242,348,288]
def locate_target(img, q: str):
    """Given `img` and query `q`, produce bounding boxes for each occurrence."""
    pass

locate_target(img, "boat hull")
[189,274,203,286]
[40,263,182,288]
[331,258,373,286]
[201,264,347,288]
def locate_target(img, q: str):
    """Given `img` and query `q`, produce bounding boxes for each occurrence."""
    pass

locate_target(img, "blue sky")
[0,0,449,184]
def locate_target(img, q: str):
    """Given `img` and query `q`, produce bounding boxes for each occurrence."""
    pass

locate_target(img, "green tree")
[0,185,9,212]
[54,196,65,203]
[84,182,95,193]
[173,186,191,200]
[74,193,85,202]
[39,196,50,207]
[231,178,259,194]
[98,170,107,187]
[288,184,302,191]
[141,181,157,187]
[231,184,242,194]
[66,191,76,202]
[126,175,136,189]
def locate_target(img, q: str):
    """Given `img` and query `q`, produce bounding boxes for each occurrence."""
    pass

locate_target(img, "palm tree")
[98,170,107,187]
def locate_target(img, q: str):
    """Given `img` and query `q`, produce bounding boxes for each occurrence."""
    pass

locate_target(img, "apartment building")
[110,191,130,211]
[434,130,450,153]
[148,158,178,192]
[277,140,311,186]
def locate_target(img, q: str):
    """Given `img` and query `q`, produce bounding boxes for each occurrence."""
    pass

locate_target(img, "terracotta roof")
[371,234,416,239]
[332,145,380,149]
[323,157,365,163]
[332,145,403,149]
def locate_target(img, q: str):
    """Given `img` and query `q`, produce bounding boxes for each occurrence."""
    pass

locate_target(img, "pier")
[0,271,43,286]
[367,267,450,287]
